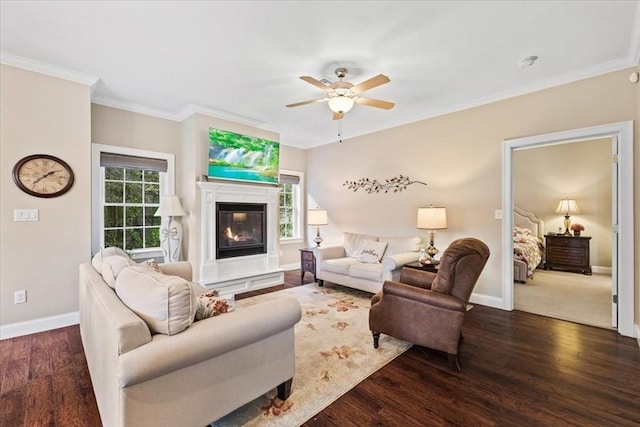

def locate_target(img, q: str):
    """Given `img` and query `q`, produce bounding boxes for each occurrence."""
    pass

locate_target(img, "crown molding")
[177,103,277,132]
[315,56,640,148]
[0,52,99,87]
[91,96,182,122]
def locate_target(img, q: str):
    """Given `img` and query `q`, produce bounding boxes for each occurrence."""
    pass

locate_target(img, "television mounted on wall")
[208,128,279,184]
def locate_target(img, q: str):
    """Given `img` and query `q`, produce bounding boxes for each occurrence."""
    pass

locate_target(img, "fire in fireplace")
[216,202,267,259]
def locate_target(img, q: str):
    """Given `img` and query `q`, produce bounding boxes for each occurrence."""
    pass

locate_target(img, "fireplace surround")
[198,181,283,294]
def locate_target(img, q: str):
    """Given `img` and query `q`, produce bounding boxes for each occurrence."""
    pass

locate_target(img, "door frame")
[502,121,634,337]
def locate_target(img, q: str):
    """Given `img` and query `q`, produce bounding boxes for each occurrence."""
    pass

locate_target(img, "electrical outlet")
[14,290,27,304]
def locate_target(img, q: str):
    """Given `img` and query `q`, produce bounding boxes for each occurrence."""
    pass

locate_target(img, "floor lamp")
[155,195,186,263]
[417,205,448,264]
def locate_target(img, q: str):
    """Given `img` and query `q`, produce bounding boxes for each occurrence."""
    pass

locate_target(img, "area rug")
[212,283,411,426]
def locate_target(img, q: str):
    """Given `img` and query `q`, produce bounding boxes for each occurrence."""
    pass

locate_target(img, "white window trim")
[91,143,176,257]
[279,169,304,245]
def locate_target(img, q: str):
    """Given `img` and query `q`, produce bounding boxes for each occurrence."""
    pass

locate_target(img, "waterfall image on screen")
[208,128,279,184]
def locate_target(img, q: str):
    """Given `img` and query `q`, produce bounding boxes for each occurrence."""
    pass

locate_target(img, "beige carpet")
[212,283,411,426]
[514,269,613,329]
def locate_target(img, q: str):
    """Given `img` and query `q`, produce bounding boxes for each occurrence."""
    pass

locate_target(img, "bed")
[513,207,545,283]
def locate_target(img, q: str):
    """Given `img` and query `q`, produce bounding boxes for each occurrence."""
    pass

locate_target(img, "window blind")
[279,173,300,185]
[100,152,168,172]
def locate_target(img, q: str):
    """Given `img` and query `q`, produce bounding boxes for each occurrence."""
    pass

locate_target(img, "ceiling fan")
[286,67,395,120]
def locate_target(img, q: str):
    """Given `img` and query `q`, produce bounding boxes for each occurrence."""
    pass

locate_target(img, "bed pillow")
[115,265,198,335]
[358,240,388,263]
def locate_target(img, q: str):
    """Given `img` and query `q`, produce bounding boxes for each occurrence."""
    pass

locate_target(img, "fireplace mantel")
[197,181,283,294]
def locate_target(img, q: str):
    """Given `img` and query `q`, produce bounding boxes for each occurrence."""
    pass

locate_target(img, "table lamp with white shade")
[555,198,580,236]
[308,209,328,247]
[416,205,448,264]
[154,195,186,263]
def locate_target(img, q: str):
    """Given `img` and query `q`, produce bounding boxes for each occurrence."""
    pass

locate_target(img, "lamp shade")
[417,206,448,230]
[328,95,355,114]
[555,198,580,215]
[308,209,328,226]
[154,195,186,217]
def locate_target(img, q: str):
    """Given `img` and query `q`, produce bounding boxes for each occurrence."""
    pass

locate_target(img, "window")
[92,145,175,258]
[279,170,303,242]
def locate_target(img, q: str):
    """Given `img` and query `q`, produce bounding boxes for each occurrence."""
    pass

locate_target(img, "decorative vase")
[418,248,428,265]
[573,230,581,237]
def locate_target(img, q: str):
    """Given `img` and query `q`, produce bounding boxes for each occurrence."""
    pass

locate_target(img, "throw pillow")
[358,240,388,263]
[91,246,130,274]
[140,259,162,273]
[195,289,235,321]
[115,265,197,335]
[344,232,379,258]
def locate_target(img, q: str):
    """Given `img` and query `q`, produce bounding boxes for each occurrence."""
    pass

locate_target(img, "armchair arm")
[118,296,301,387]
[314,246,346,264]
[158,261,192,281]
[382,280,465,312]
[381,252,420,271]
[399,267,437,289]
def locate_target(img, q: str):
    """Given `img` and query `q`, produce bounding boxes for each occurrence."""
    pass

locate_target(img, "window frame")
[91,143,175,259]
[279,169,304,245]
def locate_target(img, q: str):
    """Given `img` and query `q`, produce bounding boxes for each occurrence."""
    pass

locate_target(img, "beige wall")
[514,138,612,268]
[306,67,638,320]
[1,65,92,325]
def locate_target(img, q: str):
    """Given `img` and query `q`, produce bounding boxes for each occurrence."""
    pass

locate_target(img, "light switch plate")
[494,209,502,220]
[14,209,39,221]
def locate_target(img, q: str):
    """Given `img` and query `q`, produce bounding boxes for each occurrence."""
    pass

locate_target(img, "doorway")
[501,121,634,338]
[512,138,613,329]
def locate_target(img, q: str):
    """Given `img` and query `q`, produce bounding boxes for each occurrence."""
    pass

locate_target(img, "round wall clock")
[12,154,75,198]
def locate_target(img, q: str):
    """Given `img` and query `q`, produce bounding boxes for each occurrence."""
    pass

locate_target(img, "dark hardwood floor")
[2,270,639,426]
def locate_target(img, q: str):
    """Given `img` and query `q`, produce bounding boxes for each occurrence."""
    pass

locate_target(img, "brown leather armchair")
[369,237,490,371]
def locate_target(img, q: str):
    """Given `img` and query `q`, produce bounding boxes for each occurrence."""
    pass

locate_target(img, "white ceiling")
[1,1,639,148]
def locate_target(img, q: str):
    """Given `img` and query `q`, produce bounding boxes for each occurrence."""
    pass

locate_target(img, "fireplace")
[197,181,283,294]
[216,202,266,259]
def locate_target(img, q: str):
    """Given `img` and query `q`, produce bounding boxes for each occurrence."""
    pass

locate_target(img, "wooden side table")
[403,261,439,273]
[544,235,592,275]
[299,248,316,284]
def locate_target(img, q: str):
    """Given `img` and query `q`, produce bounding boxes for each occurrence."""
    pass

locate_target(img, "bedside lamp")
[308,209,328,247]
[417,205,448,264]
[555,198,580,236]
[155,195,186,263]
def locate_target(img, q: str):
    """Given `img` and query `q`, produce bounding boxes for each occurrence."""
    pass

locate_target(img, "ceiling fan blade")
[351,74,390,94]
[355,97,395,110]
[286,98,327,108]
[299,76,332,92]
[333,111,344,121]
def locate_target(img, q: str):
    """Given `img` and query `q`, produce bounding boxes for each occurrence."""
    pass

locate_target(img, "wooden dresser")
[544,235,592,275]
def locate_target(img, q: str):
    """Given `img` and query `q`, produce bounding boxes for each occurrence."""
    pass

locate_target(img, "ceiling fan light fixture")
[328,95,355,113]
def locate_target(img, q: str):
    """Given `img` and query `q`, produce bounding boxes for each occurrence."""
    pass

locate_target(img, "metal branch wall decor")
[343,175,427,194]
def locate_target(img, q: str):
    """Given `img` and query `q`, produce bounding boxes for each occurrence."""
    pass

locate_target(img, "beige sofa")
[315,232,422,294]
[79,249,301,427]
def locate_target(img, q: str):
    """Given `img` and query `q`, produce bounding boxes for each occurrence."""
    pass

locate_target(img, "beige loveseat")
[79,248,302,427]
[315,232,422,294]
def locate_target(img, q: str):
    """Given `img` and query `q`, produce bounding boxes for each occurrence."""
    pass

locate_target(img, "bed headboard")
[514,206,545,238]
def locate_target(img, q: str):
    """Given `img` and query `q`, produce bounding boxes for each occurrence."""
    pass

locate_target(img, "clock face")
[12,154,75,198]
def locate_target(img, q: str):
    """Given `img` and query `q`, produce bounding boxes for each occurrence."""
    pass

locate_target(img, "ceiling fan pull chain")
[338,119,343,143]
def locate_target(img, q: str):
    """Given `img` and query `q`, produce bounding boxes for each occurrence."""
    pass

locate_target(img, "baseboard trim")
[0,311,79,340]
[469,292,504,309]
[592,266,612,275]
[280,262,301,272]
[635,325,640,348]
